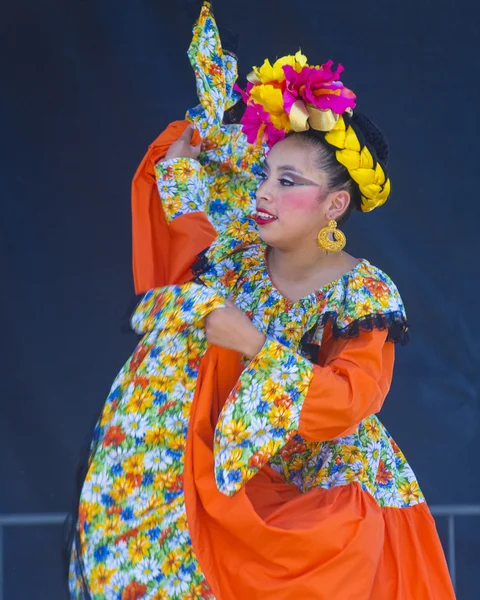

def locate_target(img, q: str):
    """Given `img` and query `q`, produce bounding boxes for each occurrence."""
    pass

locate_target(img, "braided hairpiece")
[235,51,391,212]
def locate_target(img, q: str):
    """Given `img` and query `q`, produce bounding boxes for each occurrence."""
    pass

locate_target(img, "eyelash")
[259,172,295,187]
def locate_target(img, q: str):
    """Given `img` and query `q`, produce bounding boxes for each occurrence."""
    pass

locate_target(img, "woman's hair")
[292,113,389,224]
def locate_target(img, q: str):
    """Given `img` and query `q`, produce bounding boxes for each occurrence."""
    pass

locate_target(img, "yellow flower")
[100,514,122,537]
[145,425,169,446]
[110,475,134,502]
[365,418,383,442]
[154,469,177,490]
[128,534,151,564]
[262,380,284,402]
[221,447,244,472]
[253,51,307,83]
[162,549,182,575]
[79,501,101,523]
[341,444,363,464]
[398,480,423,504]
[220,419,249,444]
[268,404,292,429]
[90,564,115,594]
[163,196,183,219]
[124,454,144,476]
[125,388,154,414]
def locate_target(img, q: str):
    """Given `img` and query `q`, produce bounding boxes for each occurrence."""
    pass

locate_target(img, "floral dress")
[69,4,455,599]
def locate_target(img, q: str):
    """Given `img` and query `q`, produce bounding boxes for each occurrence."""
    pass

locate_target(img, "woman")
[69,3,455,599]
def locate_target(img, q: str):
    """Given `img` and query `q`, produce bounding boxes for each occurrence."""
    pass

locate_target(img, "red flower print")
[158,527,172,546]
[115,528,139,545]
[158,400,176,415]
[103,425,126,447]
[106,505,123,516]
[364,277,390,296]
[122,581,147,600]
[376,459,393,485]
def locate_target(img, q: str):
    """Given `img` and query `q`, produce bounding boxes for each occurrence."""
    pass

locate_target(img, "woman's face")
[255,136,333,250]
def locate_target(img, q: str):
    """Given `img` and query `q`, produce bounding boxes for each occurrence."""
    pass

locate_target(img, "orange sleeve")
[298,327,395,442]
[131,120,217,295]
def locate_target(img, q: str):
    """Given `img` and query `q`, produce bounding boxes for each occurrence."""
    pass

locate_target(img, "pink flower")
[283,61,356,115]
[240,101,285,147]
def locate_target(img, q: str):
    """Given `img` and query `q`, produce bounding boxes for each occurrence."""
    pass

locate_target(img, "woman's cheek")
[280,188,319,216]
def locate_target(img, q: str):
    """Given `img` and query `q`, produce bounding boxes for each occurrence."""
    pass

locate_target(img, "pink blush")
[282,188,319,213]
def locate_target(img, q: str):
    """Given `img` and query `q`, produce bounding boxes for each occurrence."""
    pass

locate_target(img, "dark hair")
[291,113,389,224]
[292,129,361,224]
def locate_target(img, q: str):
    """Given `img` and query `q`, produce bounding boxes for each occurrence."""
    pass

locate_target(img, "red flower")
[130,345,150,371]
[122,581,147,600]
[158,400,176,415]
[158,527,172,546]
[115,528,139,545]
[364,277,390,296]
[126,473,143,488]
[103,425,126,447]
[133,375,149,389]
[376,459,393,485]
[248,451,269,469]
[106,505,123,516]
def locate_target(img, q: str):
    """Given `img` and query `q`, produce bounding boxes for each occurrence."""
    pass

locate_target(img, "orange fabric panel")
[184,345,455,600]
[131,120,217,294]
[299,327,394,441]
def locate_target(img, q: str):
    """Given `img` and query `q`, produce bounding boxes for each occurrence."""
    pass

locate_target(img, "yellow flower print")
[262,380,284,402]
[162,549,182,576]
[110,475,134,503]
[145,425,168,446]
[173,160,198,181]
[221,447,244,472]
[90,564,115,594]
[220,419,249,444]
[128,534,151,564]
[341,444,363,464]
[154,469,178,490]
[100,514,122,537]
[355,297,375,317]
[162,196,183,220]
[365,418,383,442]
[125,388,154,414]
[398,480,423,504]
[123,454,144,476]
[268,403,292,429]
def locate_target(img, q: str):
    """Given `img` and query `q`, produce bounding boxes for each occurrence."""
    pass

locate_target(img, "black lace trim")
[302,310,409,351]
[191,248,211,278]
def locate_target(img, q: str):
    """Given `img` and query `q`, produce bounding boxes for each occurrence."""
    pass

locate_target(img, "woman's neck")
[268,244,341,282]
[266,244,359,302]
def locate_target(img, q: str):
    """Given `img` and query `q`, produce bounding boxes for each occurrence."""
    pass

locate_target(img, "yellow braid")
[324,116,390,212]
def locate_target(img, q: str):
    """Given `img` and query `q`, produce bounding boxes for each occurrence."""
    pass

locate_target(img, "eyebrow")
[263,161,304,176]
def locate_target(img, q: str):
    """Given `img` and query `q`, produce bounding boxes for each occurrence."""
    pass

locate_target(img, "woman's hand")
[206,300,267,359]
[162,124,201,162]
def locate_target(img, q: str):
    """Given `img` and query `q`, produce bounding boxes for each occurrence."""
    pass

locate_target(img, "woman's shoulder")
[319,258,409,345]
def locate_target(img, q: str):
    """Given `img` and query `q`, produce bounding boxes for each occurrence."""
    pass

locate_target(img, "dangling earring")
[317,220,346,253]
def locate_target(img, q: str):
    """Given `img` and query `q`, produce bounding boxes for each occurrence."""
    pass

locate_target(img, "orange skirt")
[184,346,455,600]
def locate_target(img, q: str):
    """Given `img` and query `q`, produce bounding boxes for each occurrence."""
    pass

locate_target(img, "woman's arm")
[132,122,217,294]
[213,327,394,495]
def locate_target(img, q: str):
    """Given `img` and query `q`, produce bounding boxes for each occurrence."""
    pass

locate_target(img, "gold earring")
[317,220,346,253]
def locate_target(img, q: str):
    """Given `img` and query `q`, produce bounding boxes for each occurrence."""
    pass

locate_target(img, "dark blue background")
[1,0,478,598]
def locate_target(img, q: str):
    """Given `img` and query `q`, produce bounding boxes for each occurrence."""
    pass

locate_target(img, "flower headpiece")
[236,51,391,212]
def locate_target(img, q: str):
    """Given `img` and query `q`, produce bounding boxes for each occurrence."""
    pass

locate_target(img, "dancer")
[69,3,455,598]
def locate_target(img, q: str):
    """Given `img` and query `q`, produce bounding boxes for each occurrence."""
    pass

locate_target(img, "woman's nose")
[256,181,273,203]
